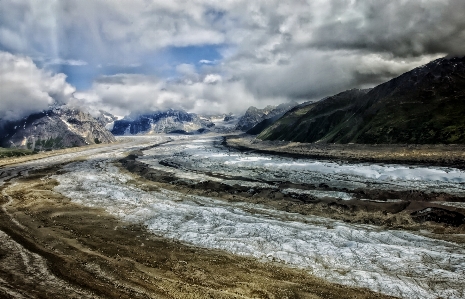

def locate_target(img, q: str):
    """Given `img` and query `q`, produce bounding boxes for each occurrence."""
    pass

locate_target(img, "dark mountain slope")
[258,89,368,142]
[236,102,297,131]
[259,56,465,144]
[246,113,284,135]
[246,101,314,135]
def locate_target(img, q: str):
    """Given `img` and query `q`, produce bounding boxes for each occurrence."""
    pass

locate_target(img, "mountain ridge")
[0,106,116,151]
[258,56,465,144]
[111,109,214,135]
[236,102,298,131]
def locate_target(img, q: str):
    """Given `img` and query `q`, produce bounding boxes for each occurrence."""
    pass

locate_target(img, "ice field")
[50,135,465,299]
[140,136,465,197]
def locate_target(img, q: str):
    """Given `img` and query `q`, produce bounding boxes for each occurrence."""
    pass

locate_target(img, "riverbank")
[225,135,465,169]
[0,147,34,159]
[119,148,465,244]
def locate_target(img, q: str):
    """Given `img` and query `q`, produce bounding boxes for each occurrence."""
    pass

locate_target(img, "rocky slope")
[235,102,297,131]
[0,107,116,151]
[95,110,119,130]
[111,109,214,135]
[259,56,465,144]
[199,113,238,133]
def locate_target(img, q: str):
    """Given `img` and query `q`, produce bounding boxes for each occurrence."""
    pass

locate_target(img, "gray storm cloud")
[1,0,464,116]
[310,1,465,57]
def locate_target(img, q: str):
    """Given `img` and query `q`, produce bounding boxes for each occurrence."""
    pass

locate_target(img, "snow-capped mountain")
[95,110,119,130]
[111,109,215,135]
[198,113,238,133]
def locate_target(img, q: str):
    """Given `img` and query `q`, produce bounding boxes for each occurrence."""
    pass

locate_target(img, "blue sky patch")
[36,44,226,90]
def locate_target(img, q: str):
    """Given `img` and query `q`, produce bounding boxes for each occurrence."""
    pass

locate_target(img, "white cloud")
[0,51,75,121]
[176,64,196,76]
[74,72,286,116]
[74,74,187,116]
[199,59,214,64]
[203,74,222,84]
[2,0,464,115]
[47,58,88,66]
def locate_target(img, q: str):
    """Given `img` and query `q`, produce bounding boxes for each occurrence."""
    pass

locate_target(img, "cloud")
[0,0,228,65]
[75,49,443,117]
[0,51,75,121]
[7,0,462,63]
[176,63,197,76]
[74,74,186,117]
[73,72,283,116]
[47,58,88,66]
[308,0,465,57]
[203,74,222,84]
[199,59,214,64]
[2,0,464,115]
[232,50,443,100]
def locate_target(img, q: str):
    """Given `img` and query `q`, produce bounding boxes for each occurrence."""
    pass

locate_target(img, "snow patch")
[282,188,354,200]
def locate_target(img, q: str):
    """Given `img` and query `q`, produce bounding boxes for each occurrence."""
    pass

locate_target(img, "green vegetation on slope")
[258,56,465,144]
[258,89,367,142]
[0,147,34,158]
[33,137,65,151]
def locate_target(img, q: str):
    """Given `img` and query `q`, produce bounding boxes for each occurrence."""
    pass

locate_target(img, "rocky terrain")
[115,135,465,299]
[227,135,465,169]
[1,133,465,299]
[0,136,396,299]
[258,56,465,144]
[2,55,465,299]
[111,109,214,135]
[200,113,238,133]
[0,106,116,151]
[95,109,119,130]
[199,113,234,122]
[235,102,297,131]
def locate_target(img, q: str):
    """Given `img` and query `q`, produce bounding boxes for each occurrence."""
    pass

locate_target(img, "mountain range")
[1,56,464,151]
[111,109,215,135]
[0,107,116,151]
[256,56,465,144]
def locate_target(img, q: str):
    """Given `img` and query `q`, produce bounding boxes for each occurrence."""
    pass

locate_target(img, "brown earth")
[0,141,121,168]
[225,135,465,169]
[0,162,397,299]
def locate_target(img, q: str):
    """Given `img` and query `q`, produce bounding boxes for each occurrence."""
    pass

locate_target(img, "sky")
[1,0,465,120]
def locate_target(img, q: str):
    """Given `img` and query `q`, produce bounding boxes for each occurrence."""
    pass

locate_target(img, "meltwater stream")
[53,135,465,299]
[139,136,465,197]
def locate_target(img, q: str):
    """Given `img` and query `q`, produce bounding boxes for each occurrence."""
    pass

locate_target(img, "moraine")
[51,134,465,299]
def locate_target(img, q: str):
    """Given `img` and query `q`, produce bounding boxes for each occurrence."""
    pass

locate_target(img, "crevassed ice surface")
[139,136,465,196]
[53,135,465,299]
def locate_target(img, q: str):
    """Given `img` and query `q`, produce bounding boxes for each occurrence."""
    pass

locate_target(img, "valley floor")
[226,135,465,169]
[1,134,464,299]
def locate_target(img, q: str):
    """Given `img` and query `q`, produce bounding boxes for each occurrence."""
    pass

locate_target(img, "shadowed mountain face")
[95,110,118,129]
[259,56,465,144]
[0,107,116,150]
[246,113,284,135]
[236,102,298,132]
[111,109,214,135]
